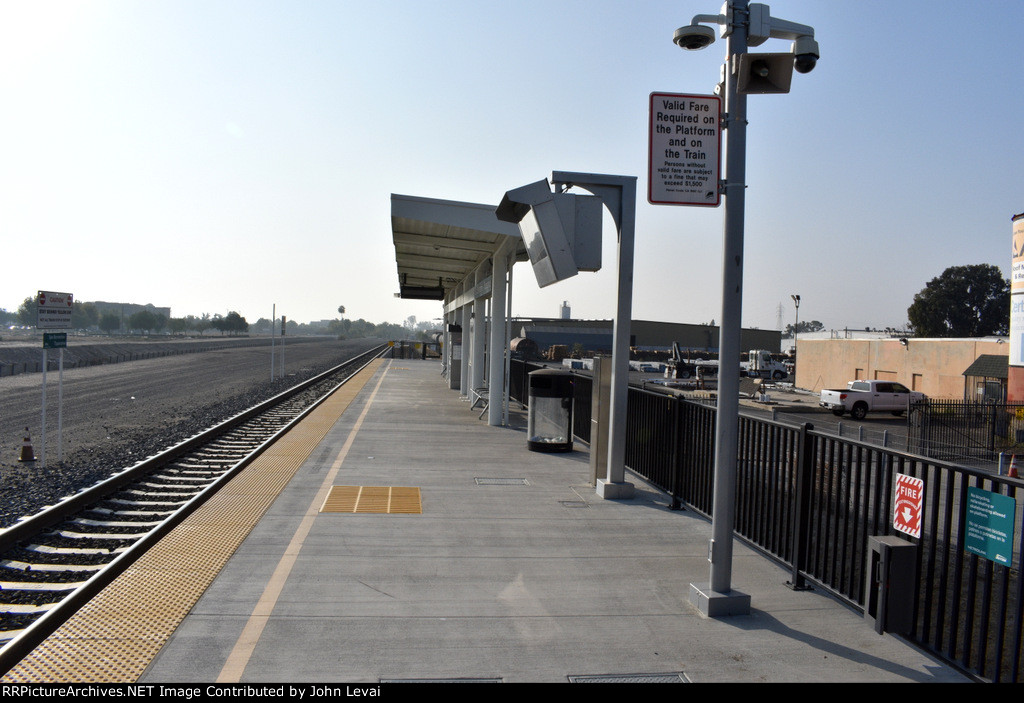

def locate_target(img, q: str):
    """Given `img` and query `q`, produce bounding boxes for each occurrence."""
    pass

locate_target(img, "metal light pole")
[695,0,751,617]
[674,0,818,617]
[791,293,800,371]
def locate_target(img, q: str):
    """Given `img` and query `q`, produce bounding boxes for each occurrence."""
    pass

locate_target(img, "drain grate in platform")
[320,486,422,514]
[379,678,502,683]
[568,672,689,683]
[475,477,529,486]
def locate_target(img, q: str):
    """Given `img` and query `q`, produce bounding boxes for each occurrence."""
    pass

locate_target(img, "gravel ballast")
[0,337,385,528]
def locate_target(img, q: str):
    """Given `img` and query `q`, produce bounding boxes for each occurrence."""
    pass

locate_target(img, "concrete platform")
[137,358,968,683]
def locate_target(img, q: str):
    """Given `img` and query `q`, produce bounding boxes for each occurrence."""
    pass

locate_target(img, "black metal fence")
[509,360,1024,682]
[388,340,440,359]
[908,399,1024,468]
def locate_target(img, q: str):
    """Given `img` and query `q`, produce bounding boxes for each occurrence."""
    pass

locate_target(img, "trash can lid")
[528,368,573,377]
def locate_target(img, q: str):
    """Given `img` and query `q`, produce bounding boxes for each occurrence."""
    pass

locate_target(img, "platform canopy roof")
[390,194,525,301]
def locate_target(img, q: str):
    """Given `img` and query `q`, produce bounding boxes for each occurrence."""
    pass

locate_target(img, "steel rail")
[0,344,387,674]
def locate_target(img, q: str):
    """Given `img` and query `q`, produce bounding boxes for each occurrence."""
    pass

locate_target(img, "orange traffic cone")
[1008,455,1019,478]
[18,428,36,463]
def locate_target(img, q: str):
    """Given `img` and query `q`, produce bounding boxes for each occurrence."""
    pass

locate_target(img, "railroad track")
[0,344,387,671]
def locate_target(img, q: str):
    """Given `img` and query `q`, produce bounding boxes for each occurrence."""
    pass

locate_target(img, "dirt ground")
[0,337,384,527]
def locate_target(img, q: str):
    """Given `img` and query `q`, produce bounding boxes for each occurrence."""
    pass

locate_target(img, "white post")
[460,304,471,396]
[549,172,637,499]
[471,282,486,398]
[488,244,509,426]
[41,348,47,467]
[504,253,514,423]
[58,347,64,462]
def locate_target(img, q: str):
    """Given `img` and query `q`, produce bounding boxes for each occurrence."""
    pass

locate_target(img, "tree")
[187,313,212,335]
[784,320,824,338]
[907,264,1010,337]
[128,309,158,333]
[225,311,248,334]
[210,311,248,335]
[99,313,121,334]
[71,301,99,330]
[16,296,36,326]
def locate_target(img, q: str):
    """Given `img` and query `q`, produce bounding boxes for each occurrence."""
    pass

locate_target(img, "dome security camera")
[673,24,716,50]
[793,53,817,74]
[792,35,819,74]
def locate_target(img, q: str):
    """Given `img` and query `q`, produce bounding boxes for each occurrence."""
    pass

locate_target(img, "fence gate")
[908,400,1024,465]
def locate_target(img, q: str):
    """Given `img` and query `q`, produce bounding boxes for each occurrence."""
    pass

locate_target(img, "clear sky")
[2,1,1021,333]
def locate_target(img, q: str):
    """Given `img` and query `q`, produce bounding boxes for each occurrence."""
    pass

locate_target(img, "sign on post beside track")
[43,332,67,349]
[37,290,73,329]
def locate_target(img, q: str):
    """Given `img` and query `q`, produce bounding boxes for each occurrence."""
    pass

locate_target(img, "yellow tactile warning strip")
[0,358,386,683]
[320,486,422,514]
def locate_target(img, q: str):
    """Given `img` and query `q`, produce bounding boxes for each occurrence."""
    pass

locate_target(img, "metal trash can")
[527,369,574,452]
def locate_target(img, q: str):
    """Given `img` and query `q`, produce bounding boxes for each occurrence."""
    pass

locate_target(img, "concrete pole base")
[596,479,635,500]
[689,582,751,617]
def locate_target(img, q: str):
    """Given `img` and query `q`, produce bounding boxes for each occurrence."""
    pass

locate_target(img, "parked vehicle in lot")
[743,349,788,380]
[665,346,787,380]
[819,380,925,420]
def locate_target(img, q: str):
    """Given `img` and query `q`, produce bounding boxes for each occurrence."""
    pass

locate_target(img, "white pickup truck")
[819,380,925,420]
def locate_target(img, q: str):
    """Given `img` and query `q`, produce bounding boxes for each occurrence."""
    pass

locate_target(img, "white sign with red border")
[893,473,924,538]
[37,290,73,330]
[648,92,721,207]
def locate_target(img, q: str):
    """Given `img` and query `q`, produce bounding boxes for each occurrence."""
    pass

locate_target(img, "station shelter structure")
[390,194,527,426]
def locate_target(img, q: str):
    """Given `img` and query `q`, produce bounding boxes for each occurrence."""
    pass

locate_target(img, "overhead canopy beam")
[391,194,524,301]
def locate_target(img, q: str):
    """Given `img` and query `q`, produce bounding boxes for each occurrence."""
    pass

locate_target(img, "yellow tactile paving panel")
[0,359,384,684]
[320,486,422,514]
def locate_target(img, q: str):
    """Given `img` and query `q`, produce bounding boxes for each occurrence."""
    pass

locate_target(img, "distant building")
[91,301,171,320]
[796,335,1009,400]
[516,318,781,354]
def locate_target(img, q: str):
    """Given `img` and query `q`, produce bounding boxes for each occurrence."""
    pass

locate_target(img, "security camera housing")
[792,35,819,74]
[673,24,716,50]
[793,54,817,74]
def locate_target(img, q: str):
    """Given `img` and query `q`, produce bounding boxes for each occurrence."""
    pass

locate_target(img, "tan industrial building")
[795,336,1009,400]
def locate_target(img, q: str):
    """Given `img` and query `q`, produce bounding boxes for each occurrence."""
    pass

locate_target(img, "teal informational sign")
[42,332,67,349]
[965,487,1017,566]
